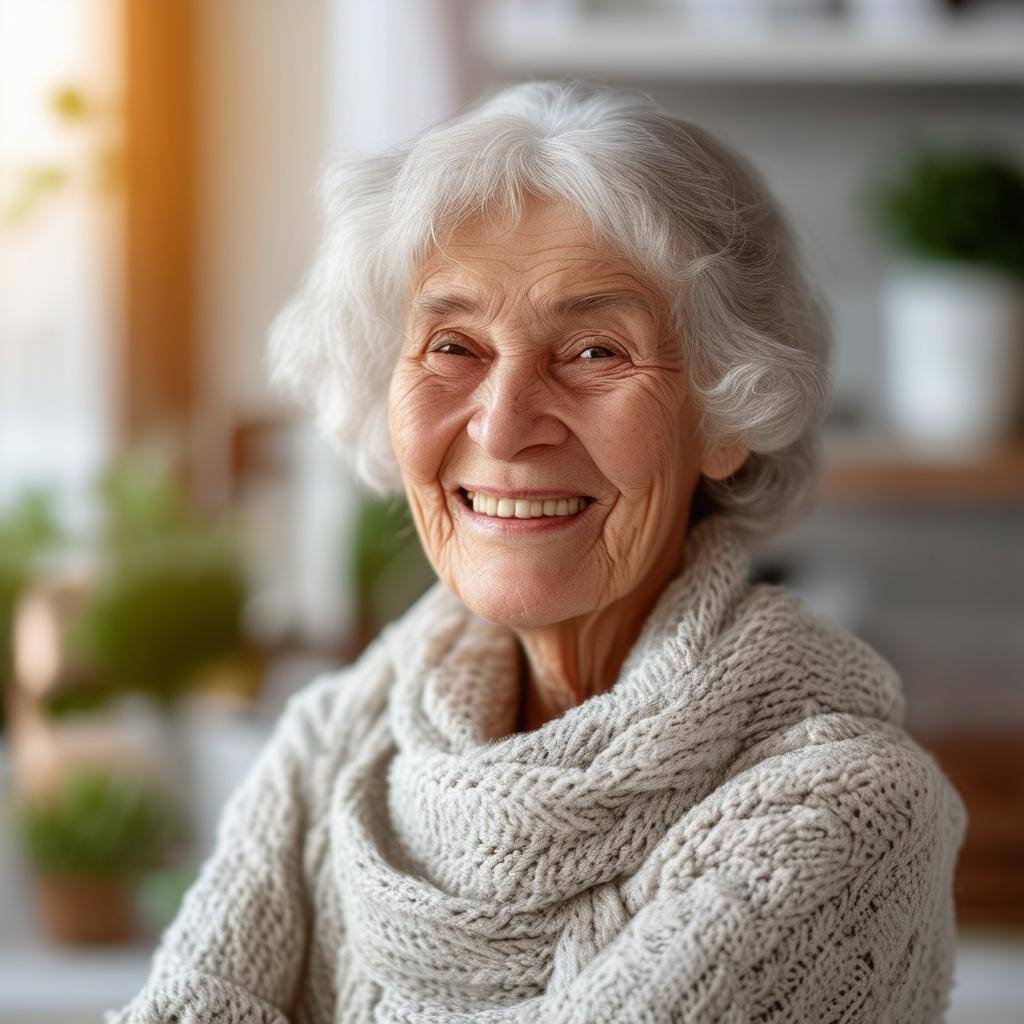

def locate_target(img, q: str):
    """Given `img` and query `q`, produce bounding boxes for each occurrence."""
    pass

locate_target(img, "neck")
[514,522,692,733]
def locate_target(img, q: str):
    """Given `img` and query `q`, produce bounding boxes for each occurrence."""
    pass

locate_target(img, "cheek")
[387,367,466,486]
[582,377,695,500]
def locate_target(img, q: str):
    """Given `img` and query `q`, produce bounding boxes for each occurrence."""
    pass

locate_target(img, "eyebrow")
[409,290,659,325]
[409,293,480,322]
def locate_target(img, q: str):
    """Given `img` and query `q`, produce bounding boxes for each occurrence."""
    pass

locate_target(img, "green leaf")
[866,147,1024,279]
[12,765,187,877]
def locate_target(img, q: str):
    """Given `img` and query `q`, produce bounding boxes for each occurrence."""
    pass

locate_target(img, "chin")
[453,571,585,630]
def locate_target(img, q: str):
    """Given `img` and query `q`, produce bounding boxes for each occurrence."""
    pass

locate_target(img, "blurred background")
[1,1,1022,1021]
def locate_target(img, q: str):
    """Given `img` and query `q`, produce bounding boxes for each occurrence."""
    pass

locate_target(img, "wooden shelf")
[820,434,1024,503]
[922,731,1024,927]
[474,12,1024,84]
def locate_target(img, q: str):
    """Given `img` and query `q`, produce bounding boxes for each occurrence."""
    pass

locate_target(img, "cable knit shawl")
[105,512,967,1024]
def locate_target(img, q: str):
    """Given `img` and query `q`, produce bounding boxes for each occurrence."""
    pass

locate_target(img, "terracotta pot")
[33,872,139,944]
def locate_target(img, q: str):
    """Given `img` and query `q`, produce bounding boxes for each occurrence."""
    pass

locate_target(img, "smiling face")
[387,195,746,629]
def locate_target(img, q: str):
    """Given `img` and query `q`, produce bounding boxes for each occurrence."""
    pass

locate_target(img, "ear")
[700,440,749,482]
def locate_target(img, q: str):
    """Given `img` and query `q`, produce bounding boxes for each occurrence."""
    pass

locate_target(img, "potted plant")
[12,763,186,943]
[71,452,254,708]
[63,450,259,855]
[4,449,258,945]
[866,148,1024,451]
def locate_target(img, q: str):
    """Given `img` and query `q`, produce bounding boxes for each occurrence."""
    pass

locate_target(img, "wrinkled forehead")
[407,195,667,322]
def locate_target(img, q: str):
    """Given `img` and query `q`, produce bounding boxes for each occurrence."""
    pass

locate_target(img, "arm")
[539,726,967,1024]
[104,656,388,1024]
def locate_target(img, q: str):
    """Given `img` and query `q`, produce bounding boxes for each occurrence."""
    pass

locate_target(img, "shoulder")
[725,583,968,849]
[726,581,908,727]
[664,721,968,918]
[742,720,966,848]
[627,724,966,1021]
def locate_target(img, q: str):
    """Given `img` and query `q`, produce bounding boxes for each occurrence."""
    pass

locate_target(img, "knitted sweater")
[104,512,967,1024]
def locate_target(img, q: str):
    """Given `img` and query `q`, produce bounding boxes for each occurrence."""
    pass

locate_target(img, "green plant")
[70,452,250,705]
[866,148,1024,280]
[14,765,186,878]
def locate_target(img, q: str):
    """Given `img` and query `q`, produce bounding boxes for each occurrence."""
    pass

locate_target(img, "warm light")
[0,0,119,160]
[0,0,123,530]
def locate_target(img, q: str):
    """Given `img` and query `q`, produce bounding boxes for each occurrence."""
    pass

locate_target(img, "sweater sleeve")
[539,725,967,1024]
[102,661,378,1024]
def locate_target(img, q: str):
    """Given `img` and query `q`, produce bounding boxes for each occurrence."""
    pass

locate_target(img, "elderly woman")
[108,81,966,1024]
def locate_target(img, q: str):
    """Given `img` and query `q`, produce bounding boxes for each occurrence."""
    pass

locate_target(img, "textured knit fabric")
[104,511,967,1024]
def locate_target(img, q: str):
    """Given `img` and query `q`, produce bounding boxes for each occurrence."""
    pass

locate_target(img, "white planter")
[880,260,1024,453]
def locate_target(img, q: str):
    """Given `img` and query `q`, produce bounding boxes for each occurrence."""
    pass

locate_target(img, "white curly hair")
[266,79,832,541]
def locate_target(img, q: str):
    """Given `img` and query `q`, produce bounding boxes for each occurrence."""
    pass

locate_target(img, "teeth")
[463,490,588,519]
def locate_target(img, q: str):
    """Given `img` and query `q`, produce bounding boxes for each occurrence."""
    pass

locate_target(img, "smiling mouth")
[457,487,593,520]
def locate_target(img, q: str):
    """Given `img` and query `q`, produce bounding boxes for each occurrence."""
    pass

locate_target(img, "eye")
[578,344,619,360]
[429,335,476,357]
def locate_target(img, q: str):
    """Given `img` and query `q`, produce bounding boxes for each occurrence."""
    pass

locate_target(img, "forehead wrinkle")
[544,291,659,323]
[523,262,664,326]
[407,255,505,328]
[409,238,665,335]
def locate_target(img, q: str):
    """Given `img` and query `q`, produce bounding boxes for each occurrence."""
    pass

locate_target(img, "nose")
[466,357,570,461]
